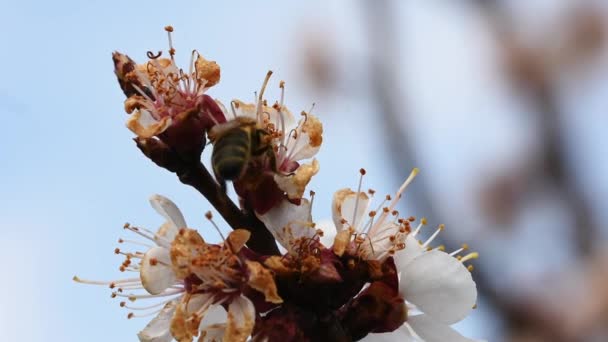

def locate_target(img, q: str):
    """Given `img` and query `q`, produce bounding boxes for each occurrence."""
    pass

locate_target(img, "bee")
[209,117,275,188]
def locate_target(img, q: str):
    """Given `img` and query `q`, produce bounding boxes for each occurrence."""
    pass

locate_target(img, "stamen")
[460,252,479,263]
[411,218,427,237]
[113,289,184,300]
[165,26,176,60]
[388,168,419,212]
[72,276,141,286]
[118,238,154,249]
[421,224,444,248]
[121,299,175,311]
[256,71,273,121]
[449,243,469,257]
[205,211,227,243]
[127,308,164,319]
[279,80,285,107]
[146,51,163,59]
[351,168,366,229]
[309,190,316,217]
[307,103,316,116]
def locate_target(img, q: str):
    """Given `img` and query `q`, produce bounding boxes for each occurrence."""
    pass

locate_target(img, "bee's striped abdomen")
[212,128,252,181]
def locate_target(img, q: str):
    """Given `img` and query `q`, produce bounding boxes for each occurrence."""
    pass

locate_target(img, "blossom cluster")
[75,27,481,342]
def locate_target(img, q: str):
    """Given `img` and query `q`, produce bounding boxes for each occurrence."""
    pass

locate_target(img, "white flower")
[113,27,222,139]
[75,195,268,342]
[215,72,322,200]
[325,169,481,341]
[327,168,419,260]
[74,195,187,342]
[375,232,480,342]
[256,197,318,255]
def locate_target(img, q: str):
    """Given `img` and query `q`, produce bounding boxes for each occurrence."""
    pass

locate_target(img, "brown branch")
[134,137,280,255]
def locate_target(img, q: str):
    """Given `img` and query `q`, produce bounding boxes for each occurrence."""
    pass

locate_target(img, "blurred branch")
[471,0,598,256]
[358,1,603,340]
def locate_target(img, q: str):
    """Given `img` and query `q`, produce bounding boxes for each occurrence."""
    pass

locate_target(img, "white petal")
[198,304,228,341]
[200,304,228,327]
[284,115,322,161]
[256,199,315,252]
[137,300,177,342]
[361,325,418,342]
[140,246,176,295]
[267,105,296,132]
[316,219,337,248]
[199,325,226,342]
[186,293,215,313]
[332,190,370,231]
[399,251,477,324]
[225,295,255,342]
[274,159,319,200]
[394,235,425,272]
[408,314,479,342]
[150,194,187,241]
[126,109,172,138]
[231,100,258,120]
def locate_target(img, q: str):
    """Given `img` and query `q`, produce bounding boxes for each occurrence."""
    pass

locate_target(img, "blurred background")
[1,0,607,341]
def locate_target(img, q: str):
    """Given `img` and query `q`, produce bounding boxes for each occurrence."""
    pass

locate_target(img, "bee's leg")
[265,147,278,173]
[219,178,227,193]
[212,165,228,193]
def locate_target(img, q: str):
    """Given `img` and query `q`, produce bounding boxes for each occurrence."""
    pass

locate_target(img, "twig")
[135,137,280,255]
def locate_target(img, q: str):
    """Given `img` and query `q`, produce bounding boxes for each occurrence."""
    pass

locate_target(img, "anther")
[360,168,366,175]
[164,26,174,32]
[114,248,121,254]
[460,252,479,263]
[467,265,474,272]
[128,313,135,319]
[205,211,213,220]
[146,51,163,59]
